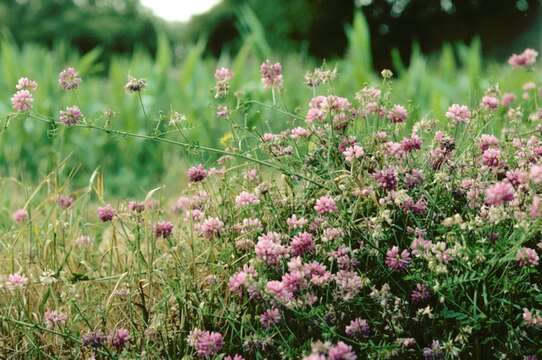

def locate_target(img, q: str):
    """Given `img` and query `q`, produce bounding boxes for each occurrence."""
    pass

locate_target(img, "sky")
[140,0,222,22]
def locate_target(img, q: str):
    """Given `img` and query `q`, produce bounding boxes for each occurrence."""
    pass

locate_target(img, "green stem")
[27,113,327,189]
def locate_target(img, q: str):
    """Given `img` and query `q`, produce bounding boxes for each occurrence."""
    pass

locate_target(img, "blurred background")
[0,0,541,195]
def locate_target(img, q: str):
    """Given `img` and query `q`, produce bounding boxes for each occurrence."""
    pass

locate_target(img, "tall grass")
[0,12,538,195]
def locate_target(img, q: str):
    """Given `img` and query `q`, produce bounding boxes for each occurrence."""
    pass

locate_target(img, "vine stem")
[27,113,327,189]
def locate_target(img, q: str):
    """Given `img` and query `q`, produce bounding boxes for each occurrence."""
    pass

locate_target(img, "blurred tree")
[184,0,541,68]
[0,0,162,58]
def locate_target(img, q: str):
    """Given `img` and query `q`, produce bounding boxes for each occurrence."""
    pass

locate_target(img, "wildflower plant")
[0,49,541,359]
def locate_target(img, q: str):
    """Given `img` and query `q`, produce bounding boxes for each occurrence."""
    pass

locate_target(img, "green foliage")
[0,27,539,196]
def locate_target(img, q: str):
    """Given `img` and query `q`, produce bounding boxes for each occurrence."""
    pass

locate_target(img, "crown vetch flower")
[345,318,371,337]
[481,95,499,110]
[260,307,281,328]
[12,208,28,223]
[328,341,357,360]
[97,204,116,222]
[485,181,515,206]
[154,221,174,238]
[260,60,283,89]
[110,328,130,350]
[16,77,38,92]
[6,273,28,290]
[187,329,224,358]
[235,191,260,207]
[516,247,539,267]
[291,232,315,256]
[445,104,471,123]
[314,196,337,214]
[58,67,81,90]
[342,144,364,162]
[255,232,287,266]
[82,330,107,348]
[11,90,33,112]
[385,246,411,271]
[187,164,208,183]
[508,48,538,68]
[388,104,408,123]
[59,106,82,126]
[200,217,224,239]
[44,309,68,328]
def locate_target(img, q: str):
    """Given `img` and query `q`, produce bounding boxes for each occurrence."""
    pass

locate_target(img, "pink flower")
[385,246,411,271]
[388,104,408,123]
[265,280,293,302]
[506,169,527,187]
[260,308,281,328]
[214,67,232,82]
[328,341,357,360]
[445,104,471,123]
[128,201,145,213]
[214,67,232,98]
[287,214,308,229]
[508,48,538,68]
[44,309,68,328]
[16,77,38,92]
[485,181,515,206]
[501,93,516,106]
[97,204,116,222]
[410,283,431,303]
[401,135,422,152]
[345,318,370,337]
[260,60,283,89]
[262,133,278,142]
[6,273,28,289]
[187,329,224,359]
[58,67,81,90]
[478,134,499,151]
[57,195,74,209]
[12,208,28,223]
[216,105,229,118]
[482,148,501,168]
[255,232,288,266]
[11,90,33,112]
[480,95,499,110]
[224,355,245,360]
[154,221,174,238]
[59,106,82,126]
[314,196,337,214]
[522,308,542,327]
[306,107,326,123]
[235,191,260,207]
[305,261,331,286]
[109,328,130,350]
[303,354,327,360]
[228,265,256,296]
[200,217,224,239]
[187,164,208,183]
[530,164,542,184]
[374,167,398,191]
[405,169,424,188]
[516,247,539,267]
[335,270,363,300]
[291,232,315,256]
[342,144,364,162]
[290,127,310,139]
[530,196,542,218]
